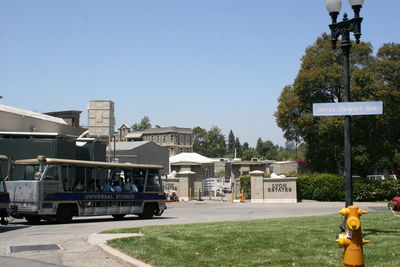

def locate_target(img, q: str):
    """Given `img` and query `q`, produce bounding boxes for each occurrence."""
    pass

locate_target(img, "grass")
[104,212,400,267]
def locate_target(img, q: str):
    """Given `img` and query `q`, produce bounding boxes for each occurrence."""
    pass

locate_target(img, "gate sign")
[313,101,383,116]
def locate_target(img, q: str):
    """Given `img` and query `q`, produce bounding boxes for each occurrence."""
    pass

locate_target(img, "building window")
[170,135,174,144]
[163,136,166,144]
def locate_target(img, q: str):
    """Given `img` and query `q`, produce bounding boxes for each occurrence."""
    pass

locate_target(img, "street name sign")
[313,101,383,116]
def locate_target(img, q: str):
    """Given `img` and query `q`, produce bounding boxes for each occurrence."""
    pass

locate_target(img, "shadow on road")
[12,215,177,226]
[0,225,31,233]
[0,255,63,267]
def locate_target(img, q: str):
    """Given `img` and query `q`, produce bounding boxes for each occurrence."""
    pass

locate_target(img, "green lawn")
[104,212,400,267]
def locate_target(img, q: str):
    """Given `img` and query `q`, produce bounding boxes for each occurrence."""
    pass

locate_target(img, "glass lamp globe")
[326,0,342,13]
[349,0,365,7]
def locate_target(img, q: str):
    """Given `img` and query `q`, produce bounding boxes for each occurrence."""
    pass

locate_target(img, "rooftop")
[0,104,67,125]
[142,126,192,134]
[111,141,151,151]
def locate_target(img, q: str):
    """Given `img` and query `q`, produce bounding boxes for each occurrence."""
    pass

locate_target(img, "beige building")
[114,124,130,142]
[87,100,115,138]
[125,126,193,156]
[271,160,308,175]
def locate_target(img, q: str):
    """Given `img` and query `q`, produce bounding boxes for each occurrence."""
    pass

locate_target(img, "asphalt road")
[0,201,389,266]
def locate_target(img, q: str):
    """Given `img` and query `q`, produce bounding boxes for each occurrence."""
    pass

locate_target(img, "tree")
[132,116,151,131]
[242,142,249,150]
[256,138,263,156]
[228,130,235,155]
[207,126,226,158]
[241,149,258,161]
[234,137,242,158]
[275,33,400,175]
[192,126,208,156]
[192,126,226,158]
[255,138,278,160]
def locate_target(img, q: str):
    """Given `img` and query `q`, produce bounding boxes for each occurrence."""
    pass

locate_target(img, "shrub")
[354,178,400,201]
[240,175,251,199]
[298,173,400,201]
[298,173,344,201]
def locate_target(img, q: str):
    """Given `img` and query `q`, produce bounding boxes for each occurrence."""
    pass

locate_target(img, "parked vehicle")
[367,175,385,181]
[367,174,398,181]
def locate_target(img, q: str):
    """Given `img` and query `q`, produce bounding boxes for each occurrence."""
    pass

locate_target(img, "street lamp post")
[326,0,364,208]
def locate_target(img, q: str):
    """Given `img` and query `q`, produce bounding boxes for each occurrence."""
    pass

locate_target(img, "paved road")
[0,201,389,266]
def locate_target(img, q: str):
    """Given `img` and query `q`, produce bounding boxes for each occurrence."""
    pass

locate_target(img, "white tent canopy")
[170,152,213,164]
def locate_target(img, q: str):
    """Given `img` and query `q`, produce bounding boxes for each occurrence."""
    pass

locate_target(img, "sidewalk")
[88,233,152,267]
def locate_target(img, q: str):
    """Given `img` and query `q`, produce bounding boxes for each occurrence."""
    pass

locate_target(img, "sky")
[0,1,399,147]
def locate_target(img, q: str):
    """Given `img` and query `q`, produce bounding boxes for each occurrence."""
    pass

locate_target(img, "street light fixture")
[326,0,365,208]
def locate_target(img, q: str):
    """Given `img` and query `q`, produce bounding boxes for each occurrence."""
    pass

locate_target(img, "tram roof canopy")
[13,156,163,169]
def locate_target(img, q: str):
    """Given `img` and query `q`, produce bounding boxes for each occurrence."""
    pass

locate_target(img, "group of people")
[64,178,139,193]
[101,179,139,193]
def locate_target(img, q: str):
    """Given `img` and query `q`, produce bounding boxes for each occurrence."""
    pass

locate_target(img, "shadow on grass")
[363,228,400,237]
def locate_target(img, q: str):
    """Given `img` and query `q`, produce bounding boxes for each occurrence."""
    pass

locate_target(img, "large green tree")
[275,34,400,175]
[192,126,226,158]
[192,126,208,156]
[206,126,227,158]
[256,138,279,160]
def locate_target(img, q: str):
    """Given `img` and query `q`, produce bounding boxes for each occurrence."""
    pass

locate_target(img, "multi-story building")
[87,100,115,139]
[114,124,130,142]
[125,126,193,156]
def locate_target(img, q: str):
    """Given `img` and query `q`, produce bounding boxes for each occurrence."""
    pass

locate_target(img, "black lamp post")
[326,0,365,207]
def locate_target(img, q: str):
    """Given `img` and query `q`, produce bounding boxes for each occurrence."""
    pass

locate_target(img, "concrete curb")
[88,233,153,267]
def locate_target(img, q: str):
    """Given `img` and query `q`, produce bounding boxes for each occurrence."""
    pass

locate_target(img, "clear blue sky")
[0,1,399,146]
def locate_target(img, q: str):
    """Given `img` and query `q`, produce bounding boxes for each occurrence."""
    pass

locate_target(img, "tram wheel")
[112,214,126,220]
[25,215,41,224]
[138,203,155,219]
[55,206,73,223]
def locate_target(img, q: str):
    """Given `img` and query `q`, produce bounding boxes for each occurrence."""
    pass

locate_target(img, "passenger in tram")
[101,180,115,192]
[94,184,101,192]
[124,178,138,192]
[75,179,84,191]
[63,179,72,192]
[88,180,101,192]
[112,181,122,192]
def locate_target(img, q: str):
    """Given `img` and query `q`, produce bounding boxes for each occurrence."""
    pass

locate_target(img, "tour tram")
[6,156,167,223]
[0,155,10,225]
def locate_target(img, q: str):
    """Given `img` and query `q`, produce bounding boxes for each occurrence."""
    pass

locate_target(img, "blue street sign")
[313,101,383,116]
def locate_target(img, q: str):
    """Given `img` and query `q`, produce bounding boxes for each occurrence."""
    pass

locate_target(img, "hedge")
[298,173,400,201]
[240,173,400,201]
